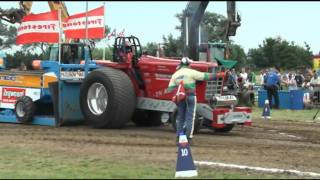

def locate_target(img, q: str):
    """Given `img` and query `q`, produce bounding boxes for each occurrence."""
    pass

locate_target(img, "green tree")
[175,12,227,42]
[162,34,183,57]
[5,50,42,69]
[143,42,158,56]
[91,46,113,60]
[229,43,248,69]
[247,48,265,68]
[0,20,17,49]
[248,37,313,70]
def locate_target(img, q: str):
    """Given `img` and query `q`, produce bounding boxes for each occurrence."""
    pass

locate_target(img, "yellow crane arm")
[0,1,70,24]
[22,1,69,20]
[20,1,33,15]
[48,1,69,20]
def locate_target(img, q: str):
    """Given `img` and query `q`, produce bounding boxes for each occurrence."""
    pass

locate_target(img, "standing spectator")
[281,72,289,90]
[239,67,248,83]
[304,66,314,82]
[258,70,264,85]
[227,68,238,93]
[295,70,305,89]
[302,79,311,91]
[248,68,256,86]
[310,71,320,104]
[262,68,269,90]
[275,67,282,90]
[264,67,280,109]
[287,73,298,91]
[258,69,266,90]
[302,78,313,108]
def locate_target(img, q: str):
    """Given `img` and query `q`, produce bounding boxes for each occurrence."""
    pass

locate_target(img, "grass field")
[252,105,320,122]
[0,145,298,179]
[0,106,317,179]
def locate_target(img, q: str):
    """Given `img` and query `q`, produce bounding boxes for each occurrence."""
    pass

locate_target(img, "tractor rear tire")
[14,96,36,123]
[213,124,235,133]
[170,109,201,134]
[80,67,136,128]
[132,109,163,126]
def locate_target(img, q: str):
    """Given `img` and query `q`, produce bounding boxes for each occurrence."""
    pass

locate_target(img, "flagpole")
[103,2,106,60]
[85,1,89,44]
[58,8,62,64]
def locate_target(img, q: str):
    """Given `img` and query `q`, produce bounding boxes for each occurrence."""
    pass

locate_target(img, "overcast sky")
[1,1,320,54]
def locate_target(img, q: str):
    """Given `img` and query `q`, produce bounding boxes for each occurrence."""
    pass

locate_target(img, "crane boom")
[182,1,209,59]
[182,1,241,61]
[225,1,241,41]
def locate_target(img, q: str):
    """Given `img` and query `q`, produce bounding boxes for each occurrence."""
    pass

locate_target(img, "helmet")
[180,57,192,66]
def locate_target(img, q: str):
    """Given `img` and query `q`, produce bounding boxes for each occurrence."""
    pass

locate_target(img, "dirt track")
[0,118,320,175]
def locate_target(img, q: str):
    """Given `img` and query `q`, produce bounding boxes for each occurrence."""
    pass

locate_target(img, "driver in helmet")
[119,40,134,68]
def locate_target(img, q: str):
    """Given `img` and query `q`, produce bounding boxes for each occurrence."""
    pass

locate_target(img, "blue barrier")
[258,90,268,107]
[258,90,304,110]
[279,91,291,109]
[290,90,304,110]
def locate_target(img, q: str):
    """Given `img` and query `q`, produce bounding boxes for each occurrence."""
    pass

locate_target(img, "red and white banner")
[63,6,105,39]
[1,87,26,103]
[0,86,41,109]
[16,11,59,44]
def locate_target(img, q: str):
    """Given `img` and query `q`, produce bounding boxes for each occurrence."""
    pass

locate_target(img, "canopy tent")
[215,57,237,69]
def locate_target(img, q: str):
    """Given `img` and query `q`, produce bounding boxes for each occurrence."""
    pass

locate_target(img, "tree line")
[0,10,313,71]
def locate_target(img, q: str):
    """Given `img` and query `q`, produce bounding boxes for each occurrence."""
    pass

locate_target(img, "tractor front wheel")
[15,96,36,123]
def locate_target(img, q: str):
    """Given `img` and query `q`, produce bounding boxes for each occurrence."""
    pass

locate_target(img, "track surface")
[0,118,319,174]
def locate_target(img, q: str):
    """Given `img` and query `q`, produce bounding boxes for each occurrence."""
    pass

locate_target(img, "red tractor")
[80,36,252,133]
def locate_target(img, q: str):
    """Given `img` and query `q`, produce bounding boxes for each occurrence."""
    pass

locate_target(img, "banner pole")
[58,8,62,64]
[103,2,106,60]
[85,1,89,44]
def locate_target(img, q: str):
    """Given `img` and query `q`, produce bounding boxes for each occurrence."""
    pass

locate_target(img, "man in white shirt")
[239,67,248,83]
[287,73,297,91]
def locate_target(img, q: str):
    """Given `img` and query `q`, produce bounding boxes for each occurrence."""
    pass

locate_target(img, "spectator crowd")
[224,66,320,109]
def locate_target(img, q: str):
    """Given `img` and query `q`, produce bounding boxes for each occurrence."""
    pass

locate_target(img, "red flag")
[16,11,59,44]
[63,6,105,39]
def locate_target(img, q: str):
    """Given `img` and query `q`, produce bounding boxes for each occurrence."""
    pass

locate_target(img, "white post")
[156,43,160,57]
[102,2,106,60]
[85,1,89,44]
[102,41,106,60]
[199,25,201,46]
[58,8,62,64]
